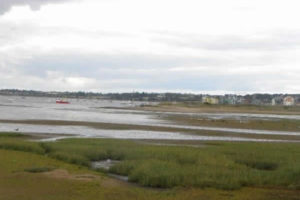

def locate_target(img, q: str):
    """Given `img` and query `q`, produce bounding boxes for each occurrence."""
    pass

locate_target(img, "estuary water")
[0,95,300,142]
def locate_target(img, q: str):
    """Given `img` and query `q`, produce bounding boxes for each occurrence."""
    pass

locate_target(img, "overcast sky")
[1,0,300,94]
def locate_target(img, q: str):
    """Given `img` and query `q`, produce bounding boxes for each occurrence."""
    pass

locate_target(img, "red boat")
[56,100,70,104]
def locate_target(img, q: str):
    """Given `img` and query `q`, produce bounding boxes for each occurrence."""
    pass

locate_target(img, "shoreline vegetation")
[1,132,300,199]
[135,102,300,115]
[0,89,299,106]
[162,115,300,132]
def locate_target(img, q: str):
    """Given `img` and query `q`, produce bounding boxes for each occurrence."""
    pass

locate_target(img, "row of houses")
[202,95,298,106]
[0,90,298,105]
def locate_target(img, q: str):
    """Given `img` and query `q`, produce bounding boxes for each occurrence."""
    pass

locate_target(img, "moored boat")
[56,100,70,104]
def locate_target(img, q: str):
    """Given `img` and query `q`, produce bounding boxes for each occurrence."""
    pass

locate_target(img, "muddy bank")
[2,119,300,139]
[133,103,300,115]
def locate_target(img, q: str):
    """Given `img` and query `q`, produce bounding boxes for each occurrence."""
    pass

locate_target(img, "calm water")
[0,95,160,124]
[0,95,299,142]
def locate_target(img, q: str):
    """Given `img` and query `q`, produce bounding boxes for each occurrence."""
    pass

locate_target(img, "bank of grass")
[164,114,300,132]
[141,101,300,115]
[0,136,45,154]
[1,133,300,191]
[0,148,161,200]
[3,149,300,200]
[49,139,300,190]
[0,132,26,138]
[0,132,44,153]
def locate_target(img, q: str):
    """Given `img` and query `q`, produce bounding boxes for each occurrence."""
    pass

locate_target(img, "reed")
[1,134,300,190]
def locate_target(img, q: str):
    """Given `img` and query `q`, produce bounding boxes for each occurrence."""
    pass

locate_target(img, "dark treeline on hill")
[0,89,299,105]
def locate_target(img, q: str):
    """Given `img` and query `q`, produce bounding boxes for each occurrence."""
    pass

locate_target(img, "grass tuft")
[237,160,278,171]
[24,167,55,173]
[0,132,25,137]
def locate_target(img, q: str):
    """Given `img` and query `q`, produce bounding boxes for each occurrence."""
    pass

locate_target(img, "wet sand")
[0,120,300,141]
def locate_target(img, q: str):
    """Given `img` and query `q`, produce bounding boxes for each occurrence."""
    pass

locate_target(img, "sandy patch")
[43,169,99,181]
[42,169,128,188]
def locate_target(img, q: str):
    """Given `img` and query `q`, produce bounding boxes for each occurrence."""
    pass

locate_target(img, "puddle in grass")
[91,159,120,170]
[91,159,129,182]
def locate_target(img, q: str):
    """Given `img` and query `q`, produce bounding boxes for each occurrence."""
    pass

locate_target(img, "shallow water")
[1,95,300,142]
[0,96,161,125]
[90,160,129,182]
[0,123,292,142]
[91,160,120,170]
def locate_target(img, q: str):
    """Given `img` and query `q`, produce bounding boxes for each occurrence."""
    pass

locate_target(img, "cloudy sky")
[1,0,300,94]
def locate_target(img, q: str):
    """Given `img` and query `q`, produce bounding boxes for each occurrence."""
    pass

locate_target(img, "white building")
[283,96,295,106]
[271,98,276,106]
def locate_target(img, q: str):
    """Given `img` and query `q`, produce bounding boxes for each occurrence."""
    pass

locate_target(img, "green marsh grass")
[0,132,25,138]
[1,134,300,190]
[0,137,45,154]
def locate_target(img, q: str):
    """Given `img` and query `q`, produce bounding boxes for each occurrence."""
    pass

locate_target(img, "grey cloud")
[0,22,38,46]
[9,52,295,90]
[17,53,227,76]
[0,21,131,49]
[153,31,300,51]
[9,51,291,84]
[1,51,300,93]
[0,0,76,15]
